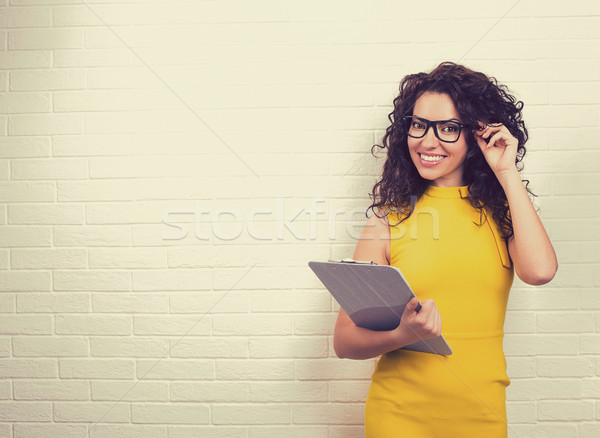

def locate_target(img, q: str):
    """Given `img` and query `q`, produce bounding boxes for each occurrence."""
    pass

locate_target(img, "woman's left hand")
[474,123,518,177]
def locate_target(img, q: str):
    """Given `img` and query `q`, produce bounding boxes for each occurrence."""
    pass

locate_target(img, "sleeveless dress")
[364,184,514,438]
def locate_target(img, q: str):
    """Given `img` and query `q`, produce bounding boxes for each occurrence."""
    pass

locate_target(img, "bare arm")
[475,124,558,286]
[500,170,558,285]
[333,210,442,360]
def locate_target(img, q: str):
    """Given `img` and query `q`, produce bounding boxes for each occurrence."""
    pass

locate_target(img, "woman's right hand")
[394,297,442,346]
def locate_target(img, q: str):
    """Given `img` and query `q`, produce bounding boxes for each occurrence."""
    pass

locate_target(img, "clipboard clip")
[328,258,377,265]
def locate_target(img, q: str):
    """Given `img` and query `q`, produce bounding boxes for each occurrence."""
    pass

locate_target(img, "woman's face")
[407,92,469,188]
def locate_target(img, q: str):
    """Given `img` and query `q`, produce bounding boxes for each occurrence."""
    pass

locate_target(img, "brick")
[0,384,7,398]
[249,336,328,358]
[169,427,246,438]
[538,400,594,421]
[53,270,130,291]
[60,359,134,379]
[92,381,168,402]
[0,225,51,247]
[0,137,49,158]
[536,196,599,219]
[212,404,290,425]
[87,201,168,225]
[0,315,52,334]
[58,180,133,202]
[504,334,579,356]
[508,288,578,310]
[0,92,50,113]
[9,113,83,135]
[54,90,137,112]
[53,225,131,246]
[0,339,9,357]
[507,378,581,401]
[579,423,600,438]
[328,381,370,402]
[53,401,130,423]
[555,169,600,192]
[580,335,600,354]
[17,293,89,313]
[249,381,327,402]
[329,426,365,438]
[91,337,169,358]
[293,403,364,425]
[0,271,51,291]
[170,338,248,359]
[168,243,329,269]
[53,4,131,26]
[13,336,88,357]
[0,294,13,312]
[84,110,201,134]
[507,423,577,438]
[11,248,87,269]
[506,401,536,423]
[249,426,328,438]
[0,359,57,378]
[250,290,331,312]
[133,315,210,336]
[14,424,88,438]
[581,378,600,398]
[12,158,87,179]
[0,182,54,202]
[216,359,294,380]
[86,66,159,88]
[169,291,249,314]
[550,83,600,105]
[0,6,50,27]
[56,315,131,335]
[504,311,536,333]
[171,382,249,402]
[53,49,133,68]
[9,28,82,50]
[213,314,292,336]
[14,380,89,400]
[538,357,595,377]
[294,314,338,335]
[136,359,213,380]
[132,403,210,425]
[92,293,167,313]
[90,248,166,269]
[53,134,130,157]
[537,312,595,333]
[9,204,84,224]
[0,402,51,421]
[132,269,211,291]
[554,242,600,263]
[90,425,167,438]
[296,358,377,380]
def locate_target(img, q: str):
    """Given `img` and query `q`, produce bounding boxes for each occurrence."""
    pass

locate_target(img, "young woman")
[333,62,558,437]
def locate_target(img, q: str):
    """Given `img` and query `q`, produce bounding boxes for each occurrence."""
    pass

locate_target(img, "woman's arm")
[333,210,442,360]
[475,125,558,286]
[499,169,558,285]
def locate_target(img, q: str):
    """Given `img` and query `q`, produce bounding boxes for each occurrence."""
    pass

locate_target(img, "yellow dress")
[365,184,514,438]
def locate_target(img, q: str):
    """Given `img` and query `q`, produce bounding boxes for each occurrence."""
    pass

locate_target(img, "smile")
[418,153,447,162]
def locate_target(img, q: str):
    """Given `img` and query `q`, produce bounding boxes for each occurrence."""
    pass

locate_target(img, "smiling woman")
[332,62,558,437]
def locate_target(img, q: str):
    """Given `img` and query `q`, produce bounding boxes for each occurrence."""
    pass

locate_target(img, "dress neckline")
[424,184,469,199]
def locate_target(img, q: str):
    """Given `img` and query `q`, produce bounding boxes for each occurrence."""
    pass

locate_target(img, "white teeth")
[420,154,446,162]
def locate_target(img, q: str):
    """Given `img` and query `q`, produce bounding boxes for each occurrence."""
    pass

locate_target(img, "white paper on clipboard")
[308,259,452,356]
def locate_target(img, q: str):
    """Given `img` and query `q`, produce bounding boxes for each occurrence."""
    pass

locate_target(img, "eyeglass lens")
[406,117,461,142]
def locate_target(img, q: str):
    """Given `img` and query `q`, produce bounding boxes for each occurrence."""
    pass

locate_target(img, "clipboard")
[308,259,452,356]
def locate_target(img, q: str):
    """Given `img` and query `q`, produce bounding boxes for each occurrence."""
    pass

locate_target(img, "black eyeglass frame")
[401,116,472,143]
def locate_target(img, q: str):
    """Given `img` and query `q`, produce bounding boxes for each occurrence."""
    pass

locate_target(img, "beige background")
[0,0,599,437]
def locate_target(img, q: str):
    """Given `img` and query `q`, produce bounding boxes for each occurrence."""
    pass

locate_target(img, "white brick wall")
[0,0,598,436]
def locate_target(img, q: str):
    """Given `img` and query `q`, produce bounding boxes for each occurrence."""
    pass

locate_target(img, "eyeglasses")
[401,116,470,143]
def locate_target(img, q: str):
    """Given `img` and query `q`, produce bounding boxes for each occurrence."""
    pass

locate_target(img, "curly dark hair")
[368,61,534,240]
